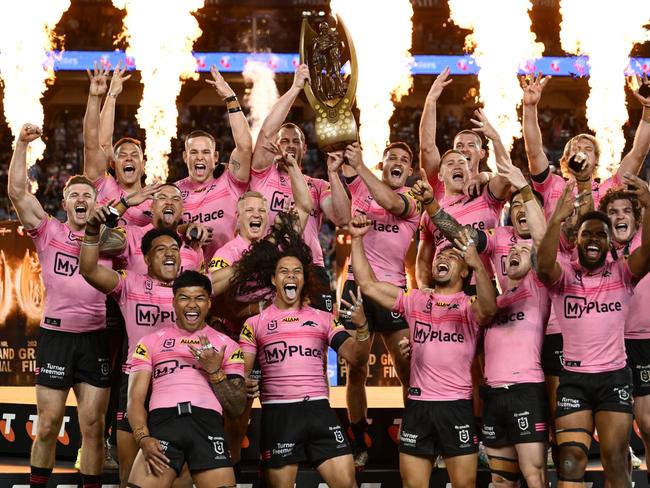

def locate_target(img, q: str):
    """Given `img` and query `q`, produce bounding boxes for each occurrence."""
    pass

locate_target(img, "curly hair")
[598,187,641,225]
[228,213,320,304]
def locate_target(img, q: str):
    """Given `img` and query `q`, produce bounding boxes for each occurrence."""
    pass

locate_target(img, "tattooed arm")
[210,375,247,418]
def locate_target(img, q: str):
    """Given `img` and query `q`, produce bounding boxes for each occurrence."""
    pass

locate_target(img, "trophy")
[300,14,358,152]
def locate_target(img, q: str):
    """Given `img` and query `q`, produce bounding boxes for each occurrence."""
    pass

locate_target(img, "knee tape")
[488,454,520,482]
[556,427,592,456]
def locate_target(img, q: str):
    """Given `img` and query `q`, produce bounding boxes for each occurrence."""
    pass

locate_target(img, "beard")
[577,246,607,271]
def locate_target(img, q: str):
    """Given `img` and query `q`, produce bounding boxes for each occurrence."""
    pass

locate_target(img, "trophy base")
[314,100,358,153]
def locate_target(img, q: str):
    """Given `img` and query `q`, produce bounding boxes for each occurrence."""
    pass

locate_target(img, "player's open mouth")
[585,245,600,258]
[123,164,135,176]
[436,262,449,276]
[184,311,200,323]
[75,205,87,217]
[163,258,176,270]
[390,167,403,178]
[517,215,527,226]
[284,283,298,300]
[162,207,175,224]
[509,256,520,267]
[615,223,628,232]
[249,220,262,230]
[194,163,206,175]
[452,169,464,182]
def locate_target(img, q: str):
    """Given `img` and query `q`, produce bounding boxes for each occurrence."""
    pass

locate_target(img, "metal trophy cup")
[300,14,358,152]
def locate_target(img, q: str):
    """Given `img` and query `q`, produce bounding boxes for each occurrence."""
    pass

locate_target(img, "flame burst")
[560,1,650,180]
[0,0,70,191]
[112,0,204,183]
[243,61,279,145]
[329,0,414,167]
[449,0,544,169]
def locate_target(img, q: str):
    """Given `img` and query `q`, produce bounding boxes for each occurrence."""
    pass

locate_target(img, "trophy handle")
[299,19,320,109]
[335,14,358,108]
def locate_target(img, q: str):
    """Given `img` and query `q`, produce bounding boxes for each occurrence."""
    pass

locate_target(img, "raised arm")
[496,159,547,248]
[207,65,252,183]
[521,74,551,176]
[99,62,131,161]
[188,337,247,417]
[420,67,452,183]
[344,143,406,216]
[251,64,310,171]
[334,290,372,368]
[79,206,120,294]
[7,124,47,230]
[469,108,512,200]
[349,215,402,309]
[617,75,650,177]
[284,151,313,232]
[535,182,577,284]
[625,173,650,277]
[325,150,351,226]
[83,63,110,183]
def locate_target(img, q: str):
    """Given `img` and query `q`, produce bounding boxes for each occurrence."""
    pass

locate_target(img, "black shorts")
[309,266,334,313]
[481,383,549,448]
[626,339,650,397]
[341,279,408,333]
[116,372,130,431]
[556,367,633,418]
[35,328,111,389]
[541,333,564,376]
[260,399,351,469]
[148,406,231,474]
[399,398,479,458]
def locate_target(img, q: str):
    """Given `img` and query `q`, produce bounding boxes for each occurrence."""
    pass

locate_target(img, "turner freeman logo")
[563,295,622,319]
[413,321,465,344]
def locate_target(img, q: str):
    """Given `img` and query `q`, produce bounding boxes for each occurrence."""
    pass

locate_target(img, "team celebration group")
[7,61,650,488]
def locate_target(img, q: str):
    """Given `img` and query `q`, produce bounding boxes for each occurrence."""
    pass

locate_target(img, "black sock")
[81,473,102,488]
[29,466,52,488]
[350,419,368,450]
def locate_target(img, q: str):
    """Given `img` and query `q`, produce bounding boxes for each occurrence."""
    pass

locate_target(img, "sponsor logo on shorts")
[516,414,529,431]
[329,425,345,444]
[39,362,66,378]
[399,430,418,447]
[325,296,333,311]
[458,428,469,444]
[272,442,295,457]
[557,396,580,410]
[617,387,630,401]
[641,370,650,383]
[99,360,110,377]
[563,295,622,319]
[208,435,226,459]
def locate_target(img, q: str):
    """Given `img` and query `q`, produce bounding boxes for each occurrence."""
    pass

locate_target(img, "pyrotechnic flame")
[329,0,414,167]
[112,0,205,183]
[449,0,544,170]
[0,251,13,325]
[0,0,70,191]
[242,61,279,145]
[560,1,650,180]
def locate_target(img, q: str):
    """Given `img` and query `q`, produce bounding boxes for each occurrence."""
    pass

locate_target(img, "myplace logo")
[54,252,79,276]
[135,304,175,326]
[564,295,622,319]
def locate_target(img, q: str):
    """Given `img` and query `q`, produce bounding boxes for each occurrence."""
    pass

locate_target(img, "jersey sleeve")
[113,225,135,262]
[419,213,435,242]
[225,166,249,192]
[130,334,154,372]
[250,164,274,191]
[398,188,422,219]
[108,269,128,303]
[392,288,422,317]
[26,215,54,250]
[239,319,257,355]
[462,295,482,328]
[327,315,351,352]
[315,178,332,208]
[221,337,245,378]
[208,252,232,274]
[549,260,571,291]
[482,228,497,257]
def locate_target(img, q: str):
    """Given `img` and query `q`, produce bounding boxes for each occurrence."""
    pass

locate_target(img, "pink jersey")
[484,272,550,386]
[626,273,650,339]
[95,174,152,227]
[347,177,421,285]
[130,324,244,414]
[239,304,350,404]
[483,226,531,292]
[250,165,331,267]
[549,259,634,373]
[393,289,481,401]
[609,231,642,263]
[110,271,175,371]
[116,223,204,275]
[208,234,250,271]
[176,172,248,259]
[532,170,621,221]
[27,216,109,333]
[420,188,504,279]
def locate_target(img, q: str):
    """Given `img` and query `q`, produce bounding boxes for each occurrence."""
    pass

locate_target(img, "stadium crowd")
[4,56,650,488]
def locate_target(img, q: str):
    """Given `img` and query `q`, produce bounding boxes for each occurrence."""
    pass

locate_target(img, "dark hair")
[577,210,613,235]
[598,187,641,224]
[155,182,182,194]
[63,175,96,198]
[454,129,484,148]
[383,141,414,164]
[508,187,544,207]
[229,213,318,303]
[436,244,473,289]
[110,137,147,184]
[173,270,212,296]
[141,228,181,256]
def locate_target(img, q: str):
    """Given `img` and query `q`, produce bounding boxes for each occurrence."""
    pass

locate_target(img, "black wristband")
[228,106,242,113]
[224,95,237,103]
[120,196,130,209]
[422,197,434,206]
[85,229,99,236]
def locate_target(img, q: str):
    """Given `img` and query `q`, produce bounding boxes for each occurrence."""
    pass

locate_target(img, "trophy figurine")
[300,14,358,152]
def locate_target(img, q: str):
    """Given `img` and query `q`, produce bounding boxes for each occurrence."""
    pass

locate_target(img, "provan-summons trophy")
[300,14,358,152]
